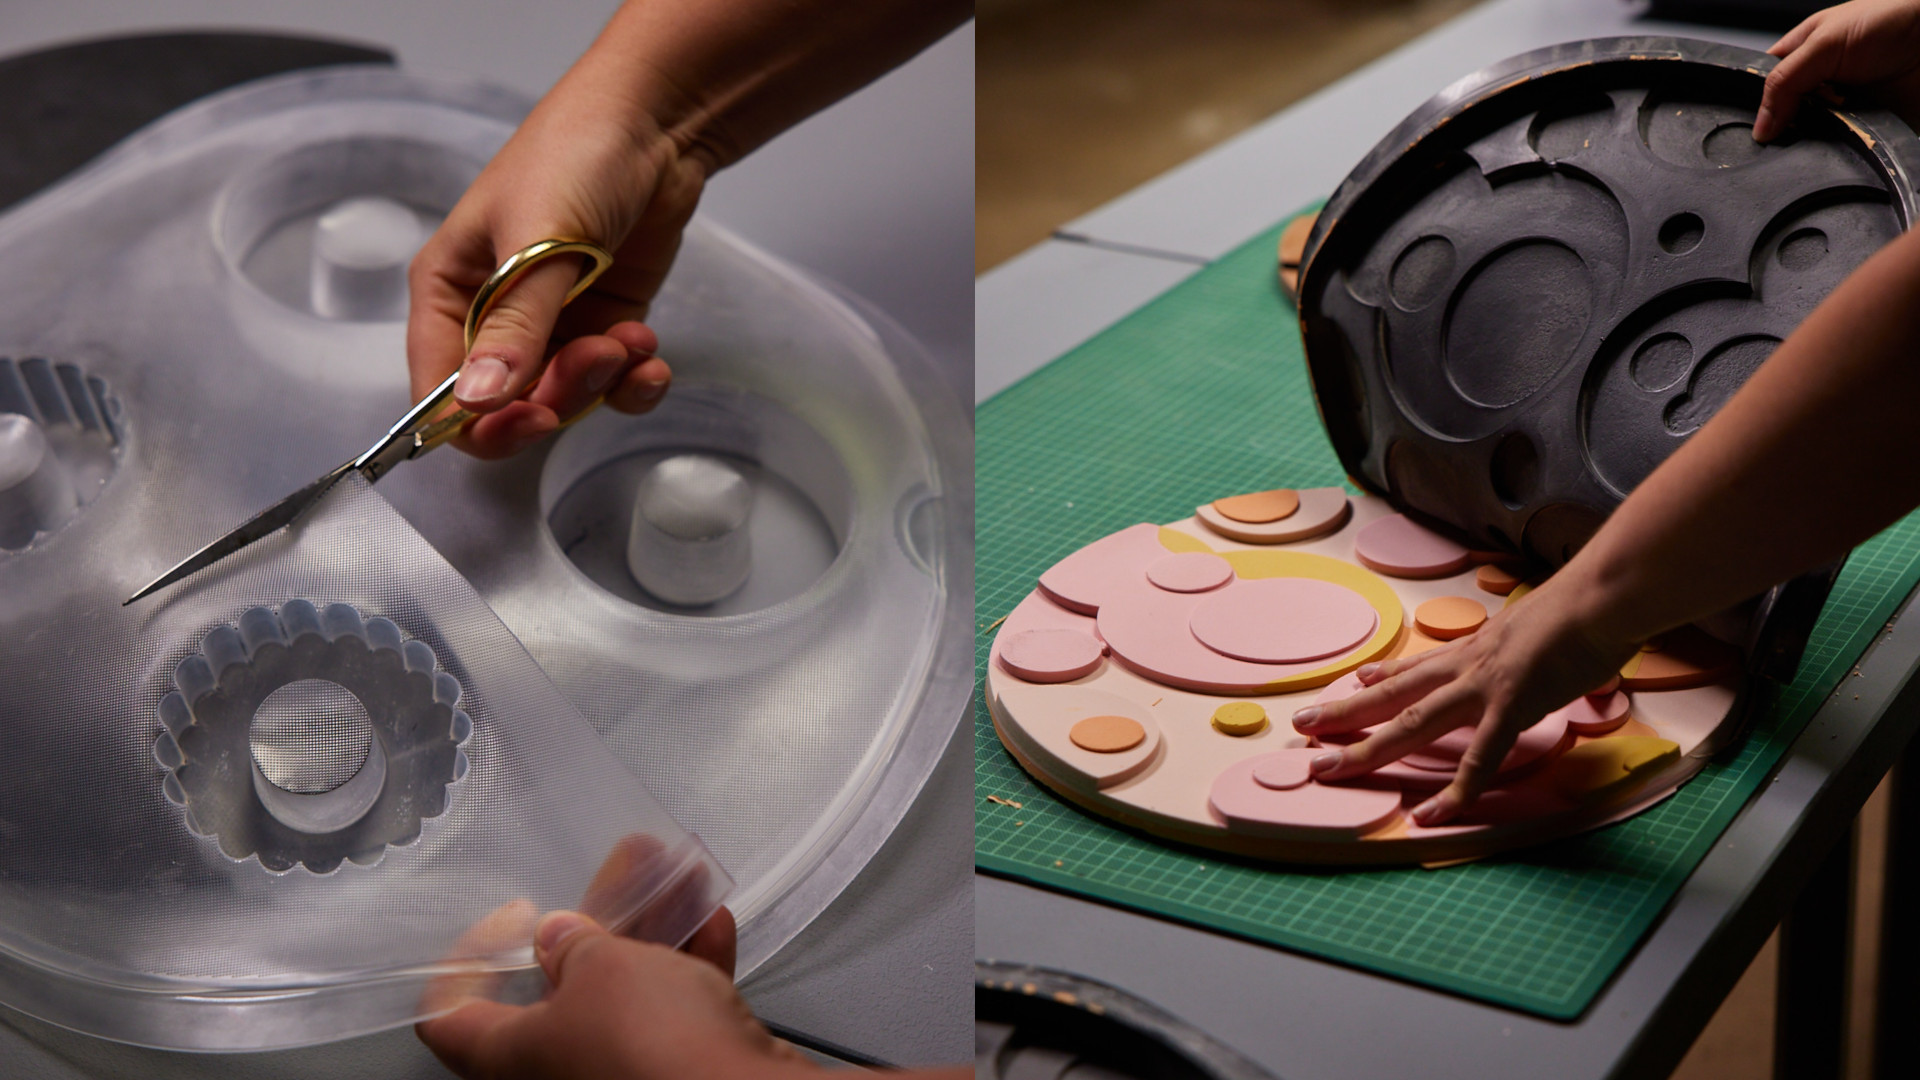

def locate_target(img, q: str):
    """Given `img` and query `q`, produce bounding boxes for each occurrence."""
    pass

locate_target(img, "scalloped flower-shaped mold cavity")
[0,356,122,551]
[154,601,472,874]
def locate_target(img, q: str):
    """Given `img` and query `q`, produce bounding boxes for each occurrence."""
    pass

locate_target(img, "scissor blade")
[122,463,353,606]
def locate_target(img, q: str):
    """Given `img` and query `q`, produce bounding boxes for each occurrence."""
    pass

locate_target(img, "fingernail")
[1292,706,1321,728]
[1310,751,1341,775]
[1411,800,1442,826]
[586,356,626,395]
[1356,663,1381,682]
[535,911,587,955]
[454,356,510,405]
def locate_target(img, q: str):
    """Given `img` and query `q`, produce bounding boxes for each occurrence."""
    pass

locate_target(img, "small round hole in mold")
[1777,227,1829,271]
[1630,332,1693,392]
[1489,432,1539,510]
[1658,213,1704,255]
[251,679,373,795]
[214,137,482,321]
[0,356,123,552]
[1702,122,1764,167]
[542,386,853,616]
[1389,235,1456,311]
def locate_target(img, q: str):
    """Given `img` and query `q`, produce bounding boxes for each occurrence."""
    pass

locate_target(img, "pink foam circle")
[1145,552,1234,593]
[998,628,1104,683]
[1399,707,1574,777]
[1209,753,1405,836]
[1188,577,1378,664]
[1353,514,1472,579]
[1252,753,1314,790]
[1552,691,1631,737]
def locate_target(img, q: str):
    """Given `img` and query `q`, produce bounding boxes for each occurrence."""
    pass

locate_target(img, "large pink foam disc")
[1210,752,1405,836]
[1145,551,1234,593]
[998,628,1104,683]
[1353,514,1472,579]
[1189,577,1378,664]
[1037,523,1168,614]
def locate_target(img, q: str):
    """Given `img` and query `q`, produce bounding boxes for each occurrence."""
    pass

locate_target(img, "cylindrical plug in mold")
[308,196,423,320]
[626,454,754,606]
[0,413,76,550]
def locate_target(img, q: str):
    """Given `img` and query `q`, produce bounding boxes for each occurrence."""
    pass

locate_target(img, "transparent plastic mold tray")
[0,67,970,1049]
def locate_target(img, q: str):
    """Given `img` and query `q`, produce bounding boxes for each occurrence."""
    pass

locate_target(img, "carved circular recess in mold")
[0,355,124,552]
[1640,97,1765,170]
[1777,227,1828,271]
[1658,212,1705,254]
[542,386,852,616]
[1388,235,1456,311]
[152,602,472,874]
[1582,194,1901,497]
[215,136,480,321]
[1664,334,1778,434]
[1529,95,1615,162]
[1629,332,1692,392]
[1443,240,1593,409]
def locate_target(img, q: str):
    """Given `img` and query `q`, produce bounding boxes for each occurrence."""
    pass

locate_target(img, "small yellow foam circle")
[1211,701,1268,735]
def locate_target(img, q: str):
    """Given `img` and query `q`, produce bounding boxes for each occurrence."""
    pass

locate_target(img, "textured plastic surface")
[1299,37,1920,562]
[0,63,970,989]
[0,466,726,1048]
[974,210,1920,1018]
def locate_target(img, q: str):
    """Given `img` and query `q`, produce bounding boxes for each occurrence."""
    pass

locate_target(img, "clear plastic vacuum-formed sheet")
[0,63,970,1046]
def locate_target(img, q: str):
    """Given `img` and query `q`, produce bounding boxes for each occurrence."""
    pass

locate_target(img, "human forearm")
[570,0,971,174]
[1558,226,1920,645]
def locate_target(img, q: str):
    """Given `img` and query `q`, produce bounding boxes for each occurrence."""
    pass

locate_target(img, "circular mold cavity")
[1702,122,1763,167]
[0,356,122,552]
[542,386,853,617]
[1489,431,1539,510]
[1658,212,1705,255]
[251,679,374,795]
[1530,97,1613,161]
[1777,227,1829,271]
[214,136,480,321]
[1665,335,1779,434]
[1443,241,1592,409]
[1629,332,1693,392]
[1389,235,1456,311]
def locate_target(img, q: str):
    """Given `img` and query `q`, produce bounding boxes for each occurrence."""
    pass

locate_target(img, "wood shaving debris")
[984,614,1009,634]
[986,795,1024,809]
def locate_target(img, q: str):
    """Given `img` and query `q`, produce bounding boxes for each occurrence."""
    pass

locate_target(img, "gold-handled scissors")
[123,238,614,606]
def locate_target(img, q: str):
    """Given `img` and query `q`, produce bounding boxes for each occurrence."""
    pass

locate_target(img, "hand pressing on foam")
[1295,221,1920,823]
[1755,0,1920,142]
[1292,575,1637,826]
[406,0,970,459]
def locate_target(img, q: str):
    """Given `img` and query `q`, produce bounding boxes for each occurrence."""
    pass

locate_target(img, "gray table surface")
[975,2,1920,1077]
[0,2,972,1074]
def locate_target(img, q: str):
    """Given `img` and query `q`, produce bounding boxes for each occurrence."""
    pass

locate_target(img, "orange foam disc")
[1070,714,1146,754]
[1413,596,1487,641]
[1475,563,1523,595]
[1211,489,1300,524]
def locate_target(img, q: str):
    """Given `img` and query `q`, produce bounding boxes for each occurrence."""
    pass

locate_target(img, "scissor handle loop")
[462,238,616,353]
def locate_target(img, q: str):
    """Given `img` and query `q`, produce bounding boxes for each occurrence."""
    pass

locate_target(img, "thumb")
[533,909,607,986]
[451,255,581,412]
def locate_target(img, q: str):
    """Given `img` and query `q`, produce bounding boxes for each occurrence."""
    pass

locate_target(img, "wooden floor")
[976,3,1893,1076]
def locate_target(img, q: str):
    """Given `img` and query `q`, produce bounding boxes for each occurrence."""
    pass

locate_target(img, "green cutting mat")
[974,211,1920,1019]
